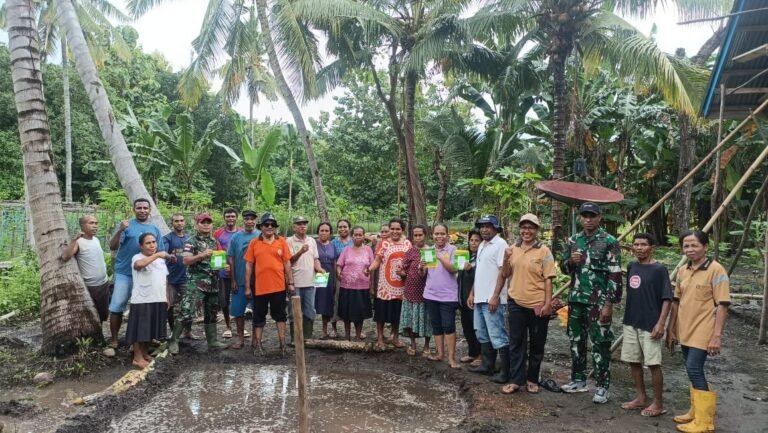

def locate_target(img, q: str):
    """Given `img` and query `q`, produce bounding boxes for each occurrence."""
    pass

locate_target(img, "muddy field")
[1,305,767,433]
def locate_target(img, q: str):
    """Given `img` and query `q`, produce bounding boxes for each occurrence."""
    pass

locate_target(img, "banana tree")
[148,108,218,199]
[215,113,280,208]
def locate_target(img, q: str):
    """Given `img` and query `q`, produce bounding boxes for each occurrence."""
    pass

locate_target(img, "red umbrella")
[536,180,624,205]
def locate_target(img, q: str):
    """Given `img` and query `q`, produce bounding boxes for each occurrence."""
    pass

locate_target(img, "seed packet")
[210,250,226,270]
[421,246,438,268]
[454,250,470,269]
[314,272,329,288]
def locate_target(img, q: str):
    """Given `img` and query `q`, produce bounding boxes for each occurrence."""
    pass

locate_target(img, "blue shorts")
[230,285,254,318]
[474,302,509,349]
[109,273,133,314]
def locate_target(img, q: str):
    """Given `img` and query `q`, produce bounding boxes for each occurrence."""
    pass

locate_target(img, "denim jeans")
[681,345,709,390]
[287,286,317,321]
[473,302,509,349]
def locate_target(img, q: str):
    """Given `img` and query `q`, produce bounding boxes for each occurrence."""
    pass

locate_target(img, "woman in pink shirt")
[424,223,460,369]
[336,226,374,340]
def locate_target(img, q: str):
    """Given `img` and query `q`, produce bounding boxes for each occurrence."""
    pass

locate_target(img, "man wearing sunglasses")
[244,213,294,355]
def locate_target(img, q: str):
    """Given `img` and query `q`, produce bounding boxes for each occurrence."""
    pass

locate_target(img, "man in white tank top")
[62,215,110,330]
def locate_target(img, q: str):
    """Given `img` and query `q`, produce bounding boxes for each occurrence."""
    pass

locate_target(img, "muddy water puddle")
[109,364,466,433]
[0,372,120,433]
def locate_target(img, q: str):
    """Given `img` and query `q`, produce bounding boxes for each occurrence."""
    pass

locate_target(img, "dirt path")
[1,310,767,433]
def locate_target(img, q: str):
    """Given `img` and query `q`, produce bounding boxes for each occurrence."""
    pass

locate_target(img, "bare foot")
[621,397,649,410]
[132,359,149,369]
[230,341,244,350]
[143,354,152,362]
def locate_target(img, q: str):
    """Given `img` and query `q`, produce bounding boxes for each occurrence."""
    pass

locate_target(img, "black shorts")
[253,291,287,328]
[86,282,111,322]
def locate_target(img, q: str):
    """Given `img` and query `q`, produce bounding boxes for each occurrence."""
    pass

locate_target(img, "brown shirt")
[675,259,730,351]
[507,240,557,309]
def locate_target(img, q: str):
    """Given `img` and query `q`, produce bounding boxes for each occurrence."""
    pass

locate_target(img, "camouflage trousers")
[179,280,220,325]
[567,302,614,389]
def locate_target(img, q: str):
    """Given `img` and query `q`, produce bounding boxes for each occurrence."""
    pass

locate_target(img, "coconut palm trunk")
[7,0,103,354]
[403,71,427,225]
[255,0,329,221]
[62,38,73,202]
[550,57,568,250]
[55,0,168,232]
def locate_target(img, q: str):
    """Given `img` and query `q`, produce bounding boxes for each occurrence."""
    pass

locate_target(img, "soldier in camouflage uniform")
[168,213,228,353]
[559,202,622,404]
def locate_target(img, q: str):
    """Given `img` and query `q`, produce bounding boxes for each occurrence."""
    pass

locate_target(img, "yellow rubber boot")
[673,385,695,424]
[677,388,716,433]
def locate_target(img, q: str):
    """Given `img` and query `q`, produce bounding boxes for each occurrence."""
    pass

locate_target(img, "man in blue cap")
[559,202,622,404]
[467,215,511,384]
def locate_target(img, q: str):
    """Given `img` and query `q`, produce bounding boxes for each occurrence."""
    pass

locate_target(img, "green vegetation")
[0,251,40,316]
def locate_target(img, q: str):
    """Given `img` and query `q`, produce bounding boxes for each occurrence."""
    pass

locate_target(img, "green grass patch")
[0,251,40,316]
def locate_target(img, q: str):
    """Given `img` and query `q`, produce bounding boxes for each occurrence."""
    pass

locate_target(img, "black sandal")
[540,379,561,393]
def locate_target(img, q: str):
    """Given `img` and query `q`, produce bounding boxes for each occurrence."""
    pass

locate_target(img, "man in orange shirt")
[244,213,293,355]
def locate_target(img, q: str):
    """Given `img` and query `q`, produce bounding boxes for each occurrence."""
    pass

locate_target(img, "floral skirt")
[399,300,432,337]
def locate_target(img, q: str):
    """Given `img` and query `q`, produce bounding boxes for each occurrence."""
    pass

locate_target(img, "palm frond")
[84,0,132,23]
[126,0,176,18]
[611,0,733,21]
[271,0,322,100]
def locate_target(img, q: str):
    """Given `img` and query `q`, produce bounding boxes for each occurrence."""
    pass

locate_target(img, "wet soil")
[2,305,767,433]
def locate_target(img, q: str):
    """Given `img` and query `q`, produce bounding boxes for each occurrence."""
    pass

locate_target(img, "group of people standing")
[61,198,730,433]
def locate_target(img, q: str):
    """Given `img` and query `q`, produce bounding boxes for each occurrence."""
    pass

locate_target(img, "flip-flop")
[621,401,649,410]
[501,384,520,395]
[640,407,667,417]
[540,379,562,393]
[222,329,233,338]
[243,329,251,338]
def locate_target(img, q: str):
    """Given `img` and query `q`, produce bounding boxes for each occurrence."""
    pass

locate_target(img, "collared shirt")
[675,258,730,351]
[424,243,458,303]
[245,236,292,295]
[507,239,556,308]
[226,229,261,287]
[560,227,622,306]
[474,234,508,304]
[287,235,319,287]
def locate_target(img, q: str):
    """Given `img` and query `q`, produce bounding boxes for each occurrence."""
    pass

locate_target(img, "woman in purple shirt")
[424,223,460,369]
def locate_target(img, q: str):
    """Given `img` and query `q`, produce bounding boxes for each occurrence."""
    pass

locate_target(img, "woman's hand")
[707,335,722,356]
[665,330,677,352]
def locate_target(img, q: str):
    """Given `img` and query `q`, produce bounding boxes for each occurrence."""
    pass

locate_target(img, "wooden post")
[758,226,768,344]
[291,296,310,433]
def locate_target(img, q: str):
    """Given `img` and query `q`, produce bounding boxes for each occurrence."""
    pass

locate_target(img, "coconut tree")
[7,0,102,354]
[128,0,331,221]
[55,0,168,232]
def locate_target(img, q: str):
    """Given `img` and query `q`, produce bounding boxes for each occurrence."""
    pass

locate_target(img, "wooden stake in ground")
[291,296,310,433]
[759,226,768,344]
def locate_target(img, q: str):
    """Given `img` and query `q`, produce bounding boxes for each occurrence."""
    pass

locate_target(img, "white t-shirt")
[76,237,108,286]
[287,235,319,287]
[130,253,168,304]
[474,234,508,304]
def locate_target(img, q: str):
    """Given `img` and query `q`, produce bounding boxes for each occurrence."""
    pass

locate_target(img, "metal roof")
[701,0,768,119]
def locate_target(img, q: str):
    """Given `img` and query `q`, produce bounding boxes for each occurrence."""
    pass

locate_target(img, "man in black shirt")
[620,233,672,418]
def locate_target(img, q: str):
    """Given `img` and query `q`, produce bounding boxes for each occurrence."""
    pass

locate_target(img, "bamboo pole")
[619,97,768,242]
[291,296,310,433]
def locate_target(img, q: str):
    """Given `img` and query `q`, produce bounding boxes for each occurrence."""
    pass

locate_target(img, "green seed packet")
[314,272,329,287]
[421,246,437,268]
[454,250,470,269]
[210,250,226,270]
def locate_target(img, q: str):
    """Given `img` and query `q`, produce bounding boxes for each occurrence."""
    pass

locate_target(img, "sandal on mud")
[539,379,562,393]
[640,407,667,417]
[501,384,520,395]
[223,329,233,338]
[526,382,540,394]
[243,329,251,338]
[470,358,482,367]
